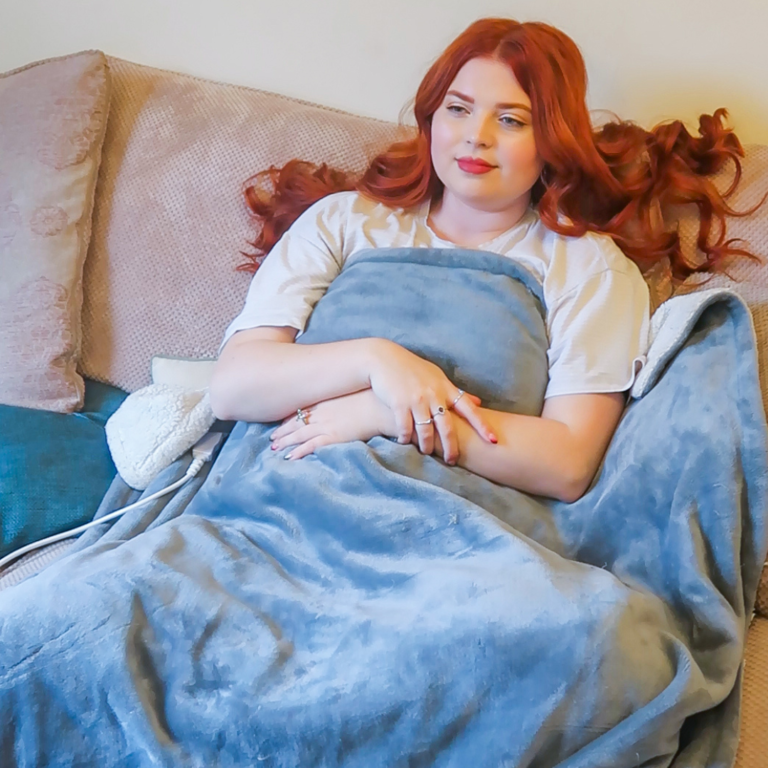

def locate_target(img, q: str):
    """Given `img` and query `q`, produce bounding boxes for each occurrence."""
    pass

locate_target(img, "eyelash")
[445,104,526,128]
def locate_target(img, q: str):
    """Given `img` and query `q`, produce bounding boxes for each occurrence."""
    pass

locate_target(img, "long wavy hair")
[241,18,761,279]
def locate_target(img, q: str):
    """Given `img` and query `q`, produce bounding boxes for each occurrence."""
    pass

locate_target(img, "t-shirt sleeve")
[219,196,346,351]
[545,266,650,399]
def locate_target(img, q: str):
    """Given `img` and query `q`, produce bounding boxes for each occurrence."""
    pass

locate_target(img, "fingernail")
[489,434,498,444]
[269,433,276,440]
[284,453,293,460]
[271,444,278,451]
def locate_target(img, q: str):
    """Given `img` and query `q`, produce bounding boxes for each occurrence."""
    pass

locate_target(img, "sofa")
[0,49,767,766]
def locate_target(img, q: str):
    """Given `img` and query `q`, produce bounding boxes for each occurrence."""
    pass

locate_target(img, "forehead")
[447,57,530,107]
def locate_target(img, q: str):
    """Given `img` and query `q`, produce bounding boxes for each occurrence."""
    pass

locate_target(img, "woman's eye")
[446,104,468,115]
[500,115,525,128]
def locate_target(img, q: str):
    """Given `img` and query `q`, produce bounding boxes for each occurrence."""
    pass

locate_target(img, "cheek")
[430,119,456,166]
[501,137,541,181]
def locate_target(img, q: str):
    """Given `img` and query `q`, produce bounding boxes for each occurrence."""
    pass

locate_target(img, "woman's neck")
[427,192,531,247]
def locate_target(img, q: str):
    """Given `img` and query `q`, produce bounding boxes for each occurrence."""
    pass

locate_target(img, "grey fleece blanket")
[1,248,766,768]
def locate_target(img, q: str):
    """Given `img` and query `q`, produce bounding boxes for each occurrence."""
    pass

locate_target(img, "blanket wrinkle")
[126,594,177,749]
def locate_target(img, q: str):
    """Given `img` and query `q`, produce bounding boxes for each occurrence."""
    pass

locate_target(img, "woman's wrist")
[364,387,398,438]
[363,337,392,386]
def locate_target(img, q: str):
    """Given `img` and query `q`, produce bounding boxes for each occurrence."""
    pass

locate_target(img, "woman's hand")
[367,338,497,457]
[270,389,395,460]
[429,409,473,462]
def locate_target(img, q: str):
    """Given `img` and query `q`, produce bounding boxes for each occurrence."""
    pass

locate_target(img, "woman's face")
[430,57,542,213]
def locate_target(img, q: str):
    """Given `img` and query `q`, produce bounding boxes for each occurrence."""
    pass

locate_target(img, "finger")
[432,411,457,464]
[454,400,498,444]
[271,423,297,441]
[285,435,331,461]
[272,414,305,440]
[449,391,481,409]
[394,407,413,445]
[413,410,435,455]
[272,425,316,450]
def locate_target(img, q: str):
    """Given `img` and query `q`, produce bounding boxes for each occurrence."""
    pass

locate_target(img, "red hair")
[241,18,762,279]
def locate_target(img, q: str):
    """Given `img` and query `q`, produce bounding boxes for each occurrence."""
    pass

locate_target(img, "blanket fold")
[0,247,766,768]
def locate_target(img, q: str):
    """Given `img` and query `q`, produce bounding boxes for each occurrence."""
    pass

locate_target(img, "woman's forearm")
[451,408,612,503]
[210,335,384,423]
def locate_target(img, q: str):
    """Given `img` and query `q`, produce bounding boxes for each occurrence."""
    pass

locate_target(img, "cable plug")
[192,431,225,462]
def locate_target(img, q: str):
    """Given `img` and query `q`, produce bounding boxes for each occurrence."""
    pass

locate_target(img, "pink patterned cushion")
[80,57,407,393]
[0,51,110,412]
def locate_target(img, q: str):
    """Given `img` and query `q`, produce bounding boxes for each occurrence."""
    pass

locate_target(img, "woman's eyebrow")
[445,90,532,111]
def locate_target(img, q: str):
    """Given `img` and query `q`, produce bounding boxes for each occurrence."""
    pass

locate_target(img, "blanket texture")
[1,248,766,768]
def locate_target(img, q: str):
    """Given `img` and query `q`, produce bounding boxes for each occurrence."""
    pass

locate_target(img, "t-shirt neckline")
[417,199,537,250]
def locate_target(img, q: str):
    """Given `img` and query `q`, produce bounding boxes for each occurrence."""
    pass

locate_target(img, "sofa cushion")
[0,378,127,559]
[735,616,768,768]
[80,56,408,393]
[0,51,111,412]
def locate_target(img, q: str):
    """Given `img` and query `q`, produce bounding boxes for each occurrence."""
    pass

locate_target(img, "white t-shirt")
[222,191,650,399]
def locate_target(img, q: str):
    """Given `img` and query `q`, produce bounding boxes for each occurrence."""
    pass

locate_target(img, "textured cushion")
[735,617,768,768]
[105,384,215,490]
[755,564,768,618]
[0,51,111,412]
[80,57,407,393]
[0,378,128,559]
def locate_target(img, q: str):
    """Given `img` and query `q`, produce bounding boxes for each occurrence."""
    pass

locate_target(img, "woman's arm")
[210,326,373,422]
[210,327,496,451]
[436,393,626,502]
[269,387,624,502]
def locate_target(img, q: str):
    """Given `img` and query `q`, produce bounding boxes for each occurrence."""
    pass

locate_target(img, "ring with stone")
[433,406,446,417]
[296,407,310,425]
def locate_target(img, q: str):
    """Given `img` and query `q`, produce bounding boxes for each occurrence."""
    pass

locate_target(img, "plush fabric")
[105,383,215,490]
[0,51,111,412]
[151,355,216,391]
[0,378,127,559]
[79,56,408,393]
[0,249,765,767]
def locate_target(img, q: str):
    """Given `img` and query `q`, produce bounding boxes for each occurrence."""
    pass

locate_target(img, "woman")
[211,18,751,502]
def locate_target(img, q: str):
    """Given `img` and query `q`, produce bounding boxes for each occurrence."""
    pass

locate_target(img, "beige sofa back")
[80,57,768,418]
[80,57,406,392]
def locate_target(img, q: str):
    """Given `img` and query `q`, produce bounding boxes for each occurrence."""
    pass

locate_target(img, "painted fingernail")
[284,453,293,460]
[271,443,278,451]
[489,434,498,444]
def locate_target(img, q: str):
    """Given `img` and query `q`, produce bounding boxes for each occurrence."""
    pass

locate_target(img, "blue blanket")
[1,248,766,768]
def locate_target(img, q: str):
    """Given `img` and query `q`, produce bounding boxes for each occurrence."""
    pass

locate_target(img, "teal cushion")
[0,379,128,558]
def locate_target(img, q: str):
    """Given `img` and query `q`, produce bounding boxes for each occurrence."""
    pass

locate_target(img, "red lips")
[456,157,495,174]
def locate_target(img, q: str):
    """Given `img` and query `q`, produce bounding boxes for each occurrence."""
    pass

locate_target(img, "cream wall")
[2,0,767,144]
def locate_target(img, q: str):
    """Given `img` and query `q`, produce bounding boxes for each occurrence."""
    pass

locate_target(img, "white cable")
[0,453,212,572]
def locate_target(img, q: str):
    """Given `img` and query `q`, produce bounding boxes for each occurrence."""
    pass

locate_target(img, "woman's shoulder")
[527,218,649,305]
[296,190,396,228]
[284,191,363,243]
[299,190,360,219]
[533,218,641,280]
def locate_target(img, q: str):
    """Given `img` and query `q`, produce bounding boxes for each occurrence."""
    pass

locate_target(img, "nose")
[465,113,495,148]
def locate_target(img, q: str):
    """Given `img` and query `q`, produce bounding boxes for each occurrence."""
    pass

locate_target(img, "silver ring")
[296,407,310,425]
[450,390,465,409]
[432,406,446,417]
[414,418,433,426]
